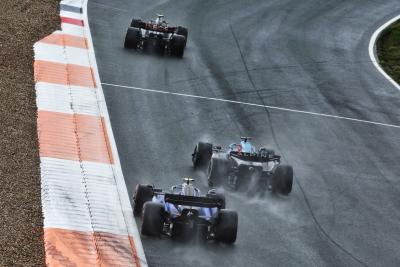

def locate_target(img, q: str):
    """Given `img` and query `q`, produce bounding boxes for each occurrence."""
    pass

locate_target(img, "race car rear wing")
[137,21,177,33]
[164,194,223,209]
[230,151,281,163]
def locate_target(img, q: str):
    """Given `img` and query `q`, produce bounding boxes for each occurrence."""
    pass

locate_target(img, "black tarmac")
[88,1,400,266]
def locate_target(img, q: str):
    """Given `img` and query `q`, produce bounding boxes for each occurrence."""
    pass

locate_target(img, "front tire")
[141,202,165,236]
[192,142,212,168]
[272,165,293,195]
[214,209,238,244]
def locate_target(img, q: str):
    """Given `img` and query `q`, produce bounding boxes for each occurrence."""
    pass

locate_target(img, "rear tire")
[130,18,141,28]
[214,209,238,244]
[133,184,153,216]
[192,142,212,168]
[141,202,164,236]
[208,158,229,187]
[170,34,185,57]
[124,27,141,49]
[272,165,293,195]
[176,26,188,46]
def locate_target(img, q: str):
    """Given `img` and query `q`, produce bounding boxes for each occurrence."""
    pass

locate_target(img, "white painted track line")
[369,14,400,91]
[102,82,400,129]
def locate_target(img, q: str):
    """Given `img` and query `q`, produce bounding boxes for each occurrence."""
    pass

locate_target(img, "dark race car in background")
[133,178,238,244]
[192,137,293,195]
[124,14,188,57]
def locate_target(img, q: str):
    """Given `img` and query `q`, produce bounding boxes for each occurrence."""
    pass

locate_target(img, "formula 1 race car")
[133,178,238,244]
[124,14,188,57]
[192,137,293,195]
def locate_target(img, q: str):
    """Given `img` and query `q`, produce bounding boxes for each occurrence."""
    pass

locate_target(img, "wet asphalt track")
[88,1,400,266]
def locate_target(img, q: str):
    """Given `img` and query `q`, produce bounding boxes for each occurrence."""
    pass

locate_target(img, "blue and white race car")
[192,137,293,195]
[133,178,238,244]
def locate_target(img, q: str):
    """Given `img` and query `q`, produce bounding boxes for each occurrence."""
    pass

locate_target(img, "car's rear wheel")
[192,142,212,168]
[133,184,153,216]
[208,158,229,187]
[170,34,185,57]
[141,202,164,236]
[130,18,142,28]
[124,27,141,49]
[272,165,293,195]
[214,209,238,244]
[176,26,188,46]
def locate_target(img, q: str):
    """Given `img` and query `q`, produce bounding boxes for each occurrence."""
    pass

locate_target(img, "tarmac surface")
[88,1,400,266]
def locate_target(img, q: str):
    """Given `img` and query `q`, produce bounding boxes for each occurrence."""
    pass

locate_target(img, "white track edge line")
[82,1,148,266]
[368,14,400,91]
[102,82,400,129]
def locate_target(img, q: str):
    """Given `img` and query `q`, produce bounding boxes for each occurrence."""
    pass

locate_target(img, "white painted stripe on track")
[369,14,400,91]
[34,42,90,66]
[61,23,84,36]
[36,82,100,116]
[102,82,400,129]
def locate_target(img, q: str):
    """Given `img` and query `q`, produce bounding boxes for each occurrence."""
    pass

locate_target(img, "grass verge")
[377,20,400,83]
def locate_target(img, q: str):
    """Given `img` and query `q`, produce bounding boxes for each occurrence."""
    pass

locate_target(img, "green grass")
[377,20,400,83]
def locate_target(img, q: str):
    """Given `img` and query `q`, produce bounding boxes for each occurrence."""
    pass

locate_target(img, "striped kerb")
[38,111,114,164]
[61,16,84,26]
[44,228,141,267]
[34,60,96,88]
[35,1,147,266]
[39,33,88,49]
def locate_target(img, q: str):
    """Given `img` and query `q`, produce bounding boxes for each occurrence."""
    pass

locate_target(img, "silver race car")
[192,137,293,195]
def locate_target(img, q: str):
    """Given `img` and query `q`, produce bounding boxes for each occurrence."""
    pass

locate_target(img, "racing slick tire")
[141,202,165,236]
[192,142,212,168]
[130,18,141,28]
[176,26,188,46]
[215,209,238,244]
[124,27,141,49]
[208,158,229,187]
[133,184,154,216]
[170,34,185,58]
[272,165,293,195]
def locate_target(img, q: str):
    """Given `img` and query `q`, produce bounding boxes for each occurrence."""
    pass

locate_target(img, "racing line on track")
[101,82,400,129]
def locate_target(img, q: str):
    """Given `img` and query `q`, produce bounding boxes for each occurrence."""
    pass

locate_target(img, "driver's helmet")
[229,143,242,152]
[182,183,195,196]
[240,140,254,153]
[155,14,164,25]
